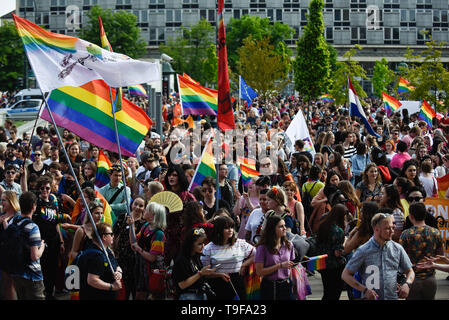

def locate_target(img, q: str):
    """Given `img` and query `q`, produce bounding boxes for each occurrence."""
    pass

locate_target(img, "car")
[5,99,43,121]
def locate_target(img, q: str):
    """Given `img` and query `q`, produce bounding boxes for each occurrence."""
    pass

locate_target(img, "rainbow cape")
[239,163,260,186]
[95,149,112,189]
[303,254,328,272]
[398,77,415,94]
[70,190,115,226]
[178,74,218,116]
[382,92,402,116]
[418,100,436,128]
[41,79,152,157]
[188,137,216,192]
[12,14,160,93]
[128,84,148,98]
[436,173,449,198]
[320,94,335,102]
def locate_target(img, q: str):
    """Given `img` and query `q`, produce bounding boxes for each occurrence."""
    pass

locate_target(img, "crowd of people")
[0,90,448,301]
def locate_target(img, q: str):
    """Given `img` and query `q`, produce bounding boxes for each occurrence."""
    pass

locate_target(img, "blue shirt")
[345,236,412,300]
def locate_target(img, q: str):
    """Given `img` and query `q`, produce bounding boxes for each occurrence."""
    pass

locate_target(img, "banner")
[424,197,449,257]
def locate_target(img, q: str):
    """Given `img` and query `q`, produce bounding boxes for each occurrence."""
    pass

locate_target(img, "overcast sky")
[0,0,16,18]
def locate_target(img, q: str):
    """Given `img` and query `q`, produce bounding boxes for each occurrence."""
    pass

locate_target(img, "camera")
[200,282,216,297]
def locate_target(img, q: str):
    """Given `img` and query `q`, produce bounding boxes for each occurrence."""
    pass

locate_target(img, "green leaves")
[372,58,395,98]
[0,22,25,91]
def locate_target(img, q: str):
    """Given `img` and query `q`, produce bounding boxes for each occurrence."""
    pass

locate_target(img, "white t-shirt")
[245,208,264,243]
[419,173,437,198]
[201,239,254,274]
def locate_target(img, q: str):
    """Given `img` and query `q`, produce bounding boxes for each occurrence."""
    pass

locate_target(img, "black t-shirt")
[172,254,205,294]
[404,212,438,230]
[203,199,231,221]
[78,244,118,300]
[32,196,61,244]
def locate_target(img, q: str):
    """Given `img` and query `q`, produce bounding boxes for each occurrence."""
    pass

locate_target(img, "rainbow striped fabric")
[418,100,436,128]
[239,163,260,186]
[95,150,112,189]
[437,173,449,198]
[178,74,218,116]
[398,77,415,94]
[243,263,261,300]
[188,137,216,192]
[382,92,402,116]
[183,73,200,85]
[304,254,328,272]
[320,94,335,102]
[12,14,160,93]
[70,190,115,226]
[128,84,148,98]
[40,79,152,157]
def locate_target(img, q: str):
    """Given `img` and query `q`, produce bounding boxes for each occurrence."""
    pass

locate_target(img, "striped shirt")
[201,239,255,274]
[344,145,357,160]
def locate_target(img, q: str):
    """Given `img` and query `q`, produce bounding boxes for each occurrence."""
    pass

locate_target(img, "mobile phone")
[214,264,222,269]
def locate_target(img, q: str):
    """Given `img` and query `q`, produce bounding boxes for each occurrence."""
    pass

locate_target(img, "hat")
[6,142,17,149]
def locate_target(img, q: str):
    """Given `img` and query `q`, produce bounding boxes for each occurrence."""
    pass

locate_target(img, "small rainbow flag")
[244,263,261,300]
[382,92,402,116]
[188,137,216,192]
[178,74,218,116]
[128,84,148,98]
[239,163,260,186]
[320,94,335,102]
[95,149,112,189]
[237,156,256,170]
[418,100,436,128]
[398,77,415,94]
[436,173,449,198]
[303,254,328,272]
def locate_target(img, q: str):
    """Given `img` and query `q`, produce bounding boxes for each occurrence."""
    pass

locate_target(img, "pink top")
[390,152,411,169]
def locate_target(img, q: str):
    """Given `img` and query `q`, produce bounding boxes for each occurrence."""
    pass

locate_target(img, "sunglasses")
[407,196,423,203]
[102,232,114,236]
[35,153,41,156]
[40,186,51,191]
[5,171,16,175]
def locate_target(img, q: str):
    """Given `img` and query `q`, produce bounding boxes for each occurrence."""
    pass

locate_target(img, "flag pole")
[39,89,115,275]
[107,87,136,243]
[238,75,241,114]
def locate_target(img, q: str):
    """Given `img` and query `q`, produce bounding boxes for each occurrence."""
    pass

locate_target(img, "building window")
[250,0,266,9]
[351,27,366,44]
[334,9,350,26]
[326,27,333,42]
[384,27,400,44]
[417,28,432,44]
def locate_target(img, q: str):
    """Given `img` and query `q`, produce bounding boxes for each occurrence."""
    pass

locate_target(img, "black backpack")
[0,217,33,274]
[301,181,318,220]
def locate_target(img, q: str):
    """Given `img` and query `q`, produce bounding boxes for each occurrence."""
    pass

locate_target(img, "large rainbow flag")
[40,79,152,157]
[12,14,160,93]
[382,92,402,116]
[398,77,415,94]
[436,173,449,198]
[418,100,436,128]
[95,149,112,189]
[178,74,218,116]
[188,137,216,192]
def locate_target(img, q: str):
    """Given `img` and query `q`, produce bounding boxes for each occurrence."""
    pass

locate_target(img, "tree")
[329,44,367,106]
[226,15,294,72]
[0,22,25,91]
[371,58,395,98]
[293,0,331,104]
[236,35,291,101]
[78,6,146,59]
[403,33,449,112]
[160,19,217,86]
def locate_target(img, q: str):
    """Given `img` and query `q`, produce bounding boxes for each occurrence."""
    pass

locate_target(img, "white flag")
[285,109,316,157]
[13,14,160,93]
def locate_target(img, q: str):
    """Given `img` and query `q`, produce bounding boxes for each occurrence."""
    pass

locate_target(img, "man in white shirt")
[245,189,269,245]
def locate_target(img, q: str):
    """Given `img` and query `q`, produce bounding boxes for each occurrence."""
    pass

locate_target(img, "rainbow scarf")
[418,100,436,128]
[178,74,218,115]
[398,77,415,94]
[382,92,402,116]
[41,79,152,157]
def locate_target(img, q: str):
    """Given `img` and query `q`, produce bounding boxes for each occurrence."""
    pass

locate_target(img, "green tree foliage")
[403,33,449,112]
[236,35,291,101]
[293,0,331,102]
[160,19,217,86]
[78,6,147,59]
[330,45,367,106]
[0,22,25,91]
[226,15,294,72]
[372,58,395,98]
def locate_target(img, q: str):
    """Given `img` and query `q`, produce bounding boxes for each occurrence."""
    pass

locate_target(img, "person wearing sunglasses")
[342,212,415,300]
[0,164,22,197]
[32,175,70,300]
[403,186,438,230]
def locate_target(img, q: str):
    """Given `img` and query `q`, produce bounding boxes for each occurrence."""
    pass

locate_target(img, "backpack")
[0,217,33,274]
[65,246,104,292]
[301,181,318,221]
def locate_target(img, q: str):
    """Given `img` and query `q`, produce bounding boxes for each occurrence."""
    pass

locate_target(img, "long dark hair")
[181,201,206,239]
[256,215,291,254]
[330,152,348,180]
[317,203,347,243]
[400,159,422,187]
[358,201,378,239]
[164,164,190,192]
[178,227,207,258]
[210,215,236,246]
[380,184,404,212]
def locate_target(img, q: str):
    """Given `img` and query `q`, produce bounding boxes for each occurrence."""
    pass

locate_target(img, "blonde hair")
[266,186,287,207]
[2,190,20,212]
[338,180,360,208]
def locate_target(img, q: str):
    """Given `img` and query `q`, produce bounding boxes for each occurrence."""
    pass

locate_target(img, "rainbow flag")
[95,150,112,189]
[418,100,436,128]
[382,92,402,117]
[128,84,148,98]
[183,73,200,85]
[12,14,160,93]
[178,74,218,116]
[303,254,328,272]
[98,16,122,112]
[291,264,312,300]
[237,156,256,170]
[188,137,216,192]
[436,173,449,198]
[239,163,260,186]
[243,263,261,300]
[70,190,115,226]
[398,77,415,94]
[40,79,152,157]
[320,94,335,102]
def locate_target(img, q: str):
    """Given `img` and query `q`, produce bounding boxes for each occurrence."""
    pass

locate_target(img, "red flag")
[217,0,235,131]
